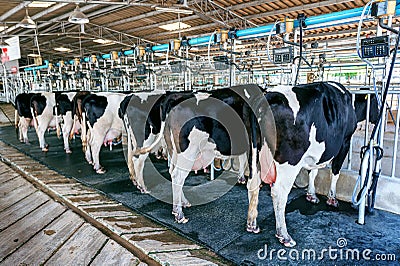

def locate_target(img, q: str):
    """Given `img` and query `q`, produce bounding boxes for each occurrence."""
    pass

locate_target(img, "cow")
[305,89,380,207]
[29,91,78,153]
[81,92,129,173]
[118,91,166,193]
[15,92,38,144]
[241,81,358,247]
[137,87,263,224]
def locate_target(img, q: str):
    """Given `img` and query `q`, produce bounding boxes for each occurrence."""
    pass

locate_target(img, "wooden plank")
[1,210,84,266]
[91,239,140,266]
[123,231,202,254]
[82,204,134,218]
[0,190,49,231]
[45,223,108,265]
[0,200,66,260]
[0,183,37,211]
[98,216,166,234]
[151,250,219,266]
[0,172,19,184]
[48,184,97,196]
[66,194,116,207]
[0,177,28,196]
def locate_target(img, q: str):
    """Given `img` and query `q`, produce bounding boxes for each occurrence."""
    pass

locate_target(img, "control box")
[361,36,389,58]
[273,46,294,64]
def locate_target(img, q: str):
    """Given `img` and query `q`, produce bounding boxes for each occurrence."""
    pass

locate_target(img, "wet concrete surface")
[0,125,399,265]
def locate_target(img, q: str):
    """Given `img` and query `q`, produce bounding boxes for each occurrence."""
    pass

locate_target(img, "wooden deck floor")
[0,161,145,266]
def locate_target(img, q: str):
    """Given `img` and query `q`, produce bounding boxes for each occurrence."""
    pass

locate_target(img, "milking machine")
[352,0,398,224]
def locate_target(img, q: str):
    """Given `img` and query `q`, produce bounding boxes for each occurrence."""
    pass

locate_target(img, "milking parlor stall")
[1,0,400,265]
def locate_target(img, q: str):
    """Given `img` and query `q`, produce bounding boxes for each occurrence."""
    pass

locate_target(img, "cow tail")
[69,116,76,140]
[81,111,87,151]
[55,106,61,139]
[30,106,39,136]
[14,109,19,138]
[14,109,18,128]
[137,120,165,155]
[249,110,258,180]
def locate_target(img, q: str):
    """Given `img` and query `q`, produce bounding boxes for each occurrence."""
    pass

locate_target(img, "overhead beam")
[0,2,32,22]
[141,0,355,40]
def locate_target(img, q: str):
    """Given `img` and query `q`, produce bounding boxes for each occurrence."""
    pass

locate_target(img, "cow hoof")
[237,176,246,185]
[275,234,297,247]
[65,149,72,154]
[42,147,49,152]
[174,213,189,224]
[246,224,260,234]
[306,193,320,204]
[96,168,106,174]
[176,216,189,224]
[182,202,191,208]
[138,185,150,194]
[326,197,339,207]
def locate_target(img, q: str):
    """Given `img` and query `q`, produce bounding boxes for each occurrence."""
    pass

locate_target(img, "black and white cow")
[81,92,128,173]
[244,81,358,247]
[15,92,38,144]
[155,87,260,224]
[30,91,77,153]
[304,88,380,207]
[119,91,166,193]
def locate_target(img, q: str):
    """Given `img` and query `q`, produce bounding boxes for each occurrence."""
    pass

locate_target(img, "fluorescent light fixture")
[53,47,72,52]
[154,52,166,57]
[68,5,89,24]
[28,1,55,8]
[19,9,36,29]
[159,22,191,31]
[28,53,41,57]
[155,6,193,15]
[93,38,116,45]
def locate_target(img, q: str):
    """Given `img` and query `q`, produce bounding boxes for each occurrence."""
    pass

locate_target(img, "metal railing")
[347,89,400,179]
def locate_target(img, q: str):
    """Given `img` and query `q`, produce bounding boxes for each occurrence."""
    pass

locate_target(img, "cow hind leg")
[246,173,261,233]
[327,173,339,207]
[171,166,190,224]
[306,169,320,204]
[237,153,248,184]
[271,168,298,247]
[327,138,351,207]
[90,141,105,174]
[133,155,150,193]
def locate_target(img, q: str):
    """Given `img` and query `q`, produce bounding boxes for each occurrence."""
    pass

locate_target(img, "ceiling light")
[28,53,41,57]
[68,5,89,24]
[93,39,116,45]
[28,1,55,8]
[155,7,193,15]
[54,47,72,52]
[19,9,36,29]
[159,22,191,31]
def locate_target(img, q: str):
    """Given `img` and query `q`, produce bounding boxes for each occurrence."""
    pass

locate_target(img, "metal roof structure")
[0,0,392,63]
